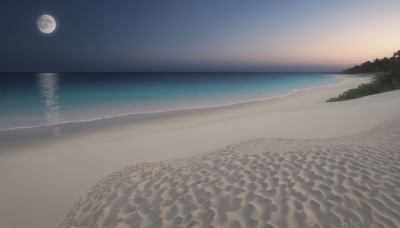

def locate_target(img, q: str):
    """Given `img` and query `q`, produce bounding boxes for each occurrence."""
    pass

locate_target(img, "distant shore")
[1,75,400,227]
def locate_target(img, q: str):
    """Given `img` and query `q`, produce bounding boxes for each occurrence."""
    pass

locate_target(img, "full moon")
[37,14,56,34]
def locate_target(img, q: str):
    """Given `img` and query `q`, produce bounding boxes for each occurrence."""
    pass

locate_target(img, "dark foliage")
[328,50,400,102]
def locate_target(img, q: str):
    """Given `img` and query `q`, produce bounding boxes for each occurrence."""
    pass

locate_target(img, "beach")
[63,117,400,228]
[1,75,400,227]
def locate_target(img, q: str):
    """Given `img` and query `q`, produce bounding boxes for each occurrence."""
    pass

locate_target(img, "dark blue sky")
[1,0,399,72]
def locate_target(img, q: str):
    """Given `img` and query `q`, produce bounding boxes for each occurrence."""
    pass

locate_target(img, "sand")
[1,75,400,227]
[62,117,400,228]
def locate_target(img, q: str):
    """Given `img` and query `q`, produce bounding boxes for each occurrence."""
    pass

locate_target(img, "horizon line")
[0,71,343,74]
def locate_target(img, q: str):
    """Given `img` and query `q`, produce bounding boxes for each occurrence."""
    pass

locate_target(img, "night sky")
[1,0,400,72]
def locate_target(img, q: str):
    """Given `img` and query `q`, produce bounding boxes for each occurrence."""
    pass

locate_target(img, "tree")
[329,49,400,102]
[393,50,400,59]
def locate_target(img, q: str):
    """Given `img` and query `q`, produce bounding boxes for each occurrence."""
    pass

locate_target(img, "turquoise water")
[0,73,341,130]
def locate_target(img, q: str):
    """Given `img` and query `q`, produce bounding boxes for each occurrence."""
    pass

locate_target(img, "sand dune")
[62,118,400,228]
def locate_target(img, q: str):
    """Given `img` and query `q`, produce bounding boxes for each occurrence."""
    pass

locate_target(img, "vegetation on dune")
[327,50,400,102]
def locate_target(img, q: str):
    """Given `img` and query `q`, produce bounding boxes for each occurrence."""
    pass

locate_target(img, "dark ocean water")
[0,72,341,130]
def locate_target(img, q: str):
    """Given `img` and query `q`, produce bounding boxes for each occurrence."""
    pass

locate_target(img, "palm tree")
[393,50,400,59]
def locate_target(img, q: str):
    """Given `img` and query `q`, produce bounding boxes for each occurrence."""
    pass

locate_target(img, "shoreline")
[2,74,400,228]
[0,74,348,146]
[0,74,344,132]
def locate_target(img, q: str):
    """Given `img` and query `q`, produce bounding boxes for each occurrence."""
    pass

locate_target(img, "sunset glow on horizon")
[1,0,400,72]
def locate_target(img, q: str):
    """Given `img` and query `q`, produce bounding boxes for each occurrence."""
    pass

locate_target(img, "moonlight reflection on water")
[37,73,62,136]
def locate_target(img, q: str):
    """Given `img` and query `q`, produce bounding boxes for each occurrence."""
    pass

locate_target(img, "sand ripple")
[62,119,400,228]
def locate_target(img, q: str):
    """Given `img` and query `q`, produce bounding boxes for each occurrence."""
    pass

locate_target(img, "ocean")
[0,72,341,130]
